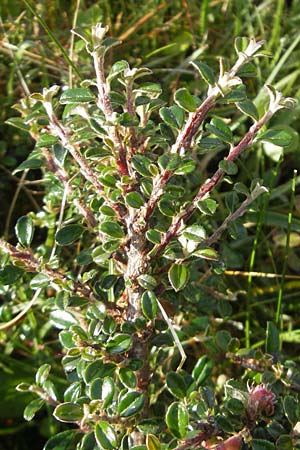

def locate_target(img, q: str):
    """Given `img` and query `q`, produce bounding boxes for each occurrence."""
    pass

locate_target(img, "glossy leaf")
[60,88,95,104]
[125,191,144,208]
[95,421,118,450]
[159,105,185,129]
[146,434,161,450]
[106,333,132,355]
[55,224,84,245]
[108,60,129,81]
[24,398,45,421]
[141,290,158,320]
[191,61,215,85]
[166,402,188,439]
[137,274,157,290]
[36,134,59,147]
[53,402,83,423]
[183,225,206,242]
[193,248,219,261]
[15,216,34,247]
[168,264,188,292]
[44,430,78,450]
[166,372,187,399]
[35,363,51,386]
[283,396,298,425]
[102,377,115,408]
[174,88,196,112]
[100,221,125,239]
[119,367,137,389]
[118,391,145,417]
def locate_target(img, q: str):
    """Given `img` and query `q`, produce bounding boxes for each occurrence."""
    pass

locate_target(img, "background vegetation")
[0,1,300,449]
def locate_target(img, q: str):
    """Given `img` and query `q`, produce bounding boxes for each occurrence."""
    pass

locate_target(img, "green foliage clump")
[1,18,300,450]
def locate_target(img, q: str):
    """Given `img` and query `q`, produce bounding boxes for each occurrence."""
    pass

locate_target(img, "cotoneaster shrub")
[1,24,300,450]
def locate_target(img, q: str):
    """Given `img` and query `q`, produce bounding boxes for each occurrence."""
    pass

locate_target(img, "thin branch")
[153,110,273,257]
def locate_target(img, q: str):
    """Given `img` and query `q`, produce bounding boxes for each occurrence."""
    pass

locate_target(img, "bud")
[247,384,276,419]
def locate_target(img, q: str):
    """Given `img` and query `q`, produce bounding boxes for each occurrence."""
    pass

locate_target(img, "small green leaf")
[50,310,77,329]
[219,160,238,175]
[35,364,51,386]
[141,291,158,320]
[44,430,77,450]
[215,330,231,351]
[236,99,259,121]
[257,129,293,147]
[174,159,196,175]
[252,439,275,450]
[100,221,125,239]
[83,360,105,384]
[24,398,45,421]
[137,274,157,290]
[64,382,82,402]
[100,205,116,217]
[94,421,118,450]
[266,321,280,353]
[206,118,233,144]
[36,134,59,147]
[106,334,132,355]
[13,158,44,173]
[134,82,161,95]
[119,367,137,389]
[60,88,95,104]
[108,60,129,81]
[146,434,161,450]
[30,273,50,289]
[276,435,294,450]
[132,155,152,176]
[192,356,208,381]
[283,395,298,425]
[166,402,188,439]
[168,264,189,292]
[15,216,35,247]
[146,229,161,244]
[118,391,145,417]
[193,248,219,261]
[125,191,144,208]
[53,402,83,423]
[102,377,115,409]
[183,225,206,242]
[166,372,187,399]
[234,37,249,54]
[56,224,84,245]
[174,88,196,112]
[0,265,23,285]
[191,61,215,85]
[159,105,185,129]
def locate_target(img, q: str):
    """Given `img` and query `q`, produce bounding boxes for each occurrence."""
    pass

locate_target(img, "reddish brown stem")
[154,110,273,256]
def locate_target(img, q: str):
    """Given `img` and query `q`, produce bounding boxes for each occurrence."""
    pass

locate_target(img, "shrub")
[1,24,299,450]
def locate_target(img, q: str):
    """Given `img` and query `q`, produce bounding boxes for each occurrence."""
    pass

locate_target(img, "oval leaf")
[166,402,188,439]
[166,372,187,399]
[53,402,83,423]
[168,264,188,292]
[94,421,118,450]
[56,224,84,246]
[141,290,158,320]
[60,88,95,104]
[15,216,35,247]
[100,221,125,239]
[118,391,145,417]
[206,117,233,144]
[174,88,196,112]
[125,191,144,209]
[191,61,215,85]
